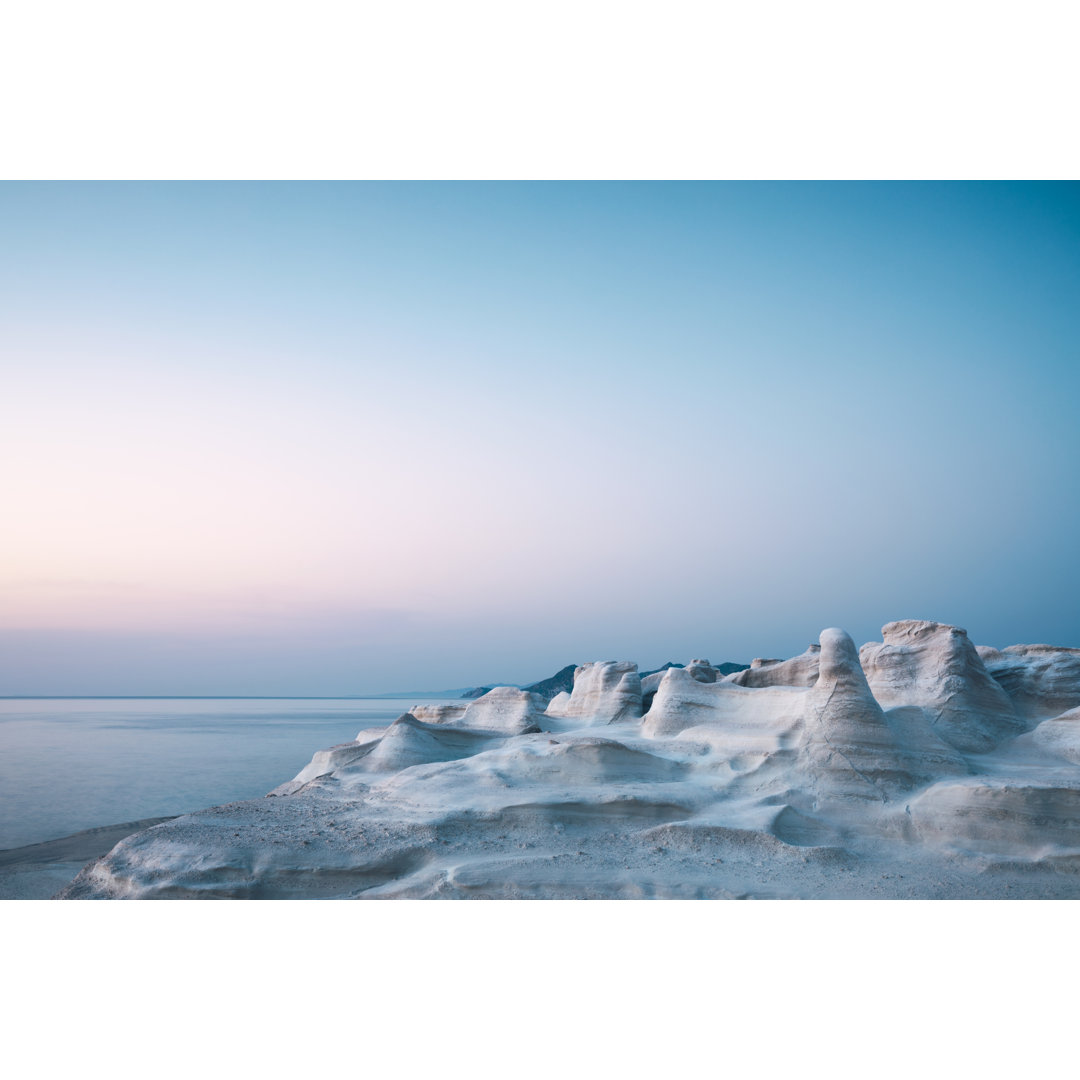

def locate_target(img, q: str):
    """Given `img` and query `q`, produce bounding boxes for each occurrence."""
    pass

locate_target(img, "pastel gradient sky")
[2,182,1078,694]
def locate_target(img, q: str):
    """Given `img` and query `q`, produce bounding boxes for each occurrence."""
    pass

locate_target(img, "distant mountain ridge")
[459,686,493,699]
[460,664,576,702]
[521,664,578,701]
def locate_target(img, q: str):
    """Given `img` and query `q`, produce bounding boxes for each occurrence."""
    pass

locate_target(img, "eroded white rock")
[460,686,546,733]
[545,661,642,724]
[730,644,820,688]
[1030,706,1080,764]
[978,644,1080,722]
[685,659,719,683]
[57,619,1080,901]
[642,666,805,740]
[860,620,1023,753]
[409,703,469,724]
[800,628,910,802]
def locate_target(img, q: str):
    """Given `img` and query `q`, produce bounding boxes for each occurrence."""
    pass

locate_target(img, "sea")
[0,697,457,850]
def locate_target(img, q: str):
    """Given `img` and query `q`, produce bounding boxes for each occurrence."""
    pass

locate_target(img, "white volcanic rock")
[879,707,969,784]
[57,619,1080,901]
[1030,706,1080,764]
[640,661,719,711]
[730,644,820,688]
[360,715,499,771]
[546,690,571,713]
[545,661,642,724]
[642,666,805,740]
[353,727,388,745]
[397,691,544,735]
[910,777,1080,858]
[977,644,1080,722]
[460,687,546,733]
[273,715,503,793]
[684,659,719,683]
[270,741,384,795]
[639,672,667,697]
[799,628,912,803]
[409,703,469,724]
[859,620,1023,753]
[645,629,966,805]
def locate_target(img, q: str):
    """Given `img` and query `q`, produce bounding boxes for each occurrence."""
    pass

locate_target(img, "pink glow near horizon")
[3,181,1079,692]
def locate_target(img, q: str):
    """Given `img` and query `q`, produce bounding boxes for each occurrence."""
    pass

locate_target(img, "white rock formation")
[800,628,910,803]
[460,687,545,733]
[546,690,572,713]
[910,778,1080,858]
[57,619,1080,901]
[684,659,719,683]
[359,715,499,771]
[643,628,964,806]
[642,666,805,739]
[408,703,469,724]
[859,620,1023,753]
[639,672,666,698]
[399,691,543,735]
[1029,706,1080,764]
[977,644,1080,722]
[730,644,820,687]
[545,661,643,724]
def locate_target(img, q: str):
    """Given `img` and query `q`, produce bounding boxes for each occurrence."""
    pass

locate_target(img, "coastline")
[0,817,177,900]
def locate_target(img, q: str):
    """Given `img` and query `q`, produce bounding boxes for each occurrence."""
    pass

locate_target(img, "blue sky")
[2,182,1078,693]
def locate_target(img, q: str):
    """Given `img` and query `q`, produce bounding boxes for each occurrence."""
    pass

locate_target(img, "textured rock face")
[641,665,805,739]
[409,703,469,724]
[911,778,1080,857]
[978,644,1080,722]
[640,671,667,697]
[859,621,1023,753]
[640,662,714,711]
[546,690,571,714]
[1030,706,1080,764]
[644,629,962,800]
[460,687,545,733]
[684,659,719,683]
[800,628,911,801]
[274,741,384,792]
[409,692,544,733]
[545,661,643,724]
[730,645,820,688]
[360,715,497,772]
[57,619,1080,901]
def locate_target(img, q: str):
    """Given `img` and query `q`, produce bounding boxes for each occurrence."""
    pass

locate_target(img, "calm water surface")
[0,697,455,849]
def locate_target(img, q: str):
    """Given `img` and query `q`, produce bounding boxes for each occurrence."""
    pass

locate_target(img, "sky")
[2,181,1079,694]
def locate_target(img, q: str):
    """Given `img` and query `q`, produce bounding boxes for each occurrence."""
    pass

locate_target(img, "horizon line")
[0,693,465,701]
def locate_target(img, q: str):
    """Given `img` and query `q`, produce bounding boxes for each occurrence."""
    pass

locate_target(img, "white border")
[5,900,1077,1077]
[3,3,1077,1074]
[1,1,1078,178]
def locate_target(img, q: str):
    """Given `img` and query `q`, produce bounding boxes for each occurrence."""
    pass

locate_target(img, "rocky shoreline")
[40,620,1080,900]
[0,818,177,900]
